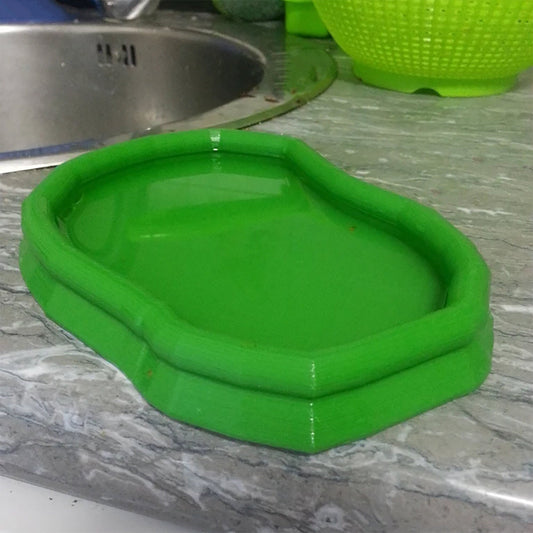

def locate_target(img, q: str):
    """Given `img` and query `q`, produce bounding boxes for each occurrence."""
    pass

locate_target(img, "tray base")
[20,240,492,453]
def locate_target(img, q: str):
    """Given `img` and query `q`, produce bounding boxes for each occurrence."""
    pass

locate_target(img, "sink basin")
[0,12,336,172]
[0,25,263,154]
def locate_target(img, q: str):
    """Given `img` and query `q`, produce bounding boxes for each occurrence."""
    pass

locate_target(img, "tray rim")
[20,129,492,400]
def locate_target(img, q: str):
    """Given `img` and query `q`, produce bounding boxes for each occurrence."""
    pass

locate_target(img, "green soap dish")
[20,130,493,453]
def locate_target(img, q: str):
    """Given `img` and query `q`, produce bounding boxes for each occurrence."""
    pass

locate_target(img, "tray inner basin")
[58,151,446,352]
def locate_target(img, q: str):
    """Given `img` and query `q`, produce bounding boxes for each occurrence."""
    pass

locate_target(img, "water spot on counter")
[345,148,355,154]
[396,424,413,443]
[499,304,533,315]
[456,207,513,216]
[355,170,370,176]
[313,504,350,530]
[378,157,388,163]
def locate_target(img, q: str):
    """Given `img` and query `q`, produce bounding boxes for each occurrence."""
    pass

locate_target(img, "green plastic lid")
[20,129,492,452]
[285,0,329,37]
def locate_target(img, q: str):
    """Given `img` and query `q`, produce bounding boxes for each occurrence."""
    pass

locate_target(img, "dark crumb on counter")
[264,96,279,103]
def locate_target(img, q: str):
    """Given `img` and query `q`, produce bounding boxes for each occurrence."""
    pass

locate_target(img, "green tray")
[19,130,492,453]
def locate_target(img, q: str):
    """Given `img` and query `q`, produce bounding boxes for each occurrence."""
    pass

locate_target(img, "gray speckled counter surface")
[1,28,532,532]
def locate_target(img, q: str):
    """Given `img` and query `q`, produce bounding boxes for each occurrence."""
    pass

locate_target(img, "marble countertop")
[1,26,532,532]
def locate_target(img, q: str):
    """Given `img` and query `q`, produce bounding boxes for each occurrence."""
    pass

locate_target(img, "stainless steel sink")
[0,11,336,172]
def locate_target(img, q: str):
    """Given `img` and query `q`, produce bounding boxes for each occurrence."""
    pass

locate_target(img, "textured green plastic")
[313,0,533,96]
[285,0,329,37]
[19,129,493,452]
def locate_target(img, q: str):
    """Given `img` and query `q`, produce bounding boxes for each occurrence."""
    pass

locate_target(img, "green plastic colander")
[313,0,533,96]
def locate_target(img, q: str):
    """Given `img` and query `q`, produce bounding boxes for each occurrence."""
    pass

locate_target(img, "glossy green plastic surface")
[285,0,329,37]
[20,130,493,452]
